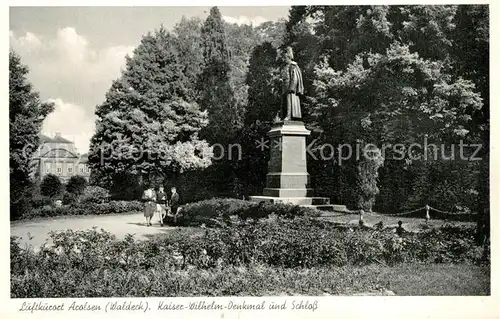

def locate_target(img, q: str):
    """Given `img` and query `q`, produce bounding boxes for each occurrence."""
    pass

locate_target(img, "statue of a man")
[281,46,304,121]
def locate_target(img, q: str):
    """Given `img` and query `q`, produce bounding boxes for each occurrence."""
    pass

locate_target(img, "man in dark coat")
[281,46,304,121]
[169,187,180,223]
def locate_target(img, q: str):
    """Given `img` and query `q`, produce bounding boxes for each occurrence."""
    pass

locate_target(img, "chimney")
[54,132,61,138]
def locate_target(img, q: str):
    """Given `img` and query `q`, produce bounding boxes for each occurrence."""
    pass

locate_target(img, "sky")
[9,6,290,153]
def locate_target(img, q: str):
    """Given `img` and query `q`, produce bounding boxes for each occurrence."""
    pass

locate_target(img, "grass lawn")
[366,263,489,296]
[199,263,490,296]
[11,261,488,297]
[11,205,488,297]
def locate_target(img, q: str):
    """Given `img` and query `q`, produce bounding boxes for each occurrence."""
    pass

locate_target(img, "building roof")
[39,133,72,144]
[40,134,54,143]
[33,132,80,159]
[79,153,89,163]
[51,134,73,144]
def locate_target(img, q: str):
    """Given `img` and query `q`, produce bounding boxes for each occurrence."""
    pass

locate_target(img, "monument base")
[249,120,347,213]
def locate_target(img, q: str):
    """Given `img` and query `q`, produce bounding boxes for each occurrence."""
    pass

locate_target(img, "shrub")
[62,192,78,205]
[109,172,143,201]
[40,174,62,199]
[10,220,486,297]
[10,189,33,221]
[80,186,110,204]
[66,175,87,195]
[175,198,320,227]
[236,201,321,220]
[67,201,144,216]
[355,147,384,211]
[21,200,144,219]
[31,194,53,208]
[178,198,254,226]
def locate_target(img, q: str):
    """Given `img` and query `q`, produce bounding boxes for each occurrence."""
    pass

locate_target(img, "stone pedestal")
[263,121,312,197]
[250,121,346,211]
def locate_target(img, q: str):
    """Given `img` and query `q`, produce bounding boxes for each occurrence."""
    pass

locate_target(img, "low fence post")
[425,204,430,223]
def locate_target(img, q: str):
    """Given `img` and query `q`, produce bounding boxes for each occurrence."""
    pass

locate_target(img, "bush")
[166,218,483,268]
[236,201,321,220]
[10,190,33,221]
[10,220,487,297]
[66,175,87,195]
[62,192,78,205]
[109,172,143,201]
[31,194,54,208]
[40,174,62,199]
[176,198,320,227]
[80,186,110,204]
[178,198,254,226]
[21,200,144,219]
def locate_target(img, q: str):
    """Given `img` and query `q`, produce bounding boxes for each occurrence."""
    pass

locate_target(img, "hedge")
[175,198,321,227]
[20,201,144,220]
[10,218,489,298]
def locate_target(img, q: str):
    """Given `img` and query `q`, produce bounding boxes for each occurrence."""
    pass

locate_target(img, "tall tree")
[9,51,54,219]
[285,5,486,214]
[198,7,238,145]
[244,42,281,125]
[88,27,213,187]
[255,20,287,49]
[233,42,282,196]
[225,22,261,126]
[452,5,489,243]
[173,16,205,101]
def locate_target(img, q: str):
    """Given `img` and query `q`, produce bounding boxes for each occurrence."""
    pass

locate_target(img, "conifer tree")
[198,7,238,145]
[9,51,54,218]
[88,27,213,186]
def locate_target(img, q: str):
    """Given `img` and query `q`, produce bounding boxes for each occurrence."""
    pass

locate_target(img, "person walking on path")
[169,187,180,224]
[156,186,167,226]
[142,186,156,227]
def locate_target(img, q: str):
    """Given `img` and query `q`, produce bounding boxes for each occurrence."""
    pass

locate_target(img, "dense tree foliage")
[283,5,488,231]
[197,7,238,145]
[88,26,213,187]
[82,5,488,243]
[245,42,281,125]
[173,17,205,101]
[9,51,54,218]
[255,20,287,49]
[40,174,62,199]
[88,9,284,201]
[65,175,88,196]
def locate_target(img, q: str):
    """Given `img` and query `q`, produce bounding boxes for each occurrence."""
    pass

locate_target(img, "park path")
[10,212,172,250]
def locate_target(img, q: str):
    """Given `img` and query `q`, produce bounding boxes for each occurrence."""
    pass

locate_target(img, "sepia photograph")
[8,3,491,307]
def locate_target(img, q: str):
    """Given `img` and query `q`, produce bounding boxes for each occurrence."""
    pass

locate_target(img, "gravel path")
[10,212,173,249]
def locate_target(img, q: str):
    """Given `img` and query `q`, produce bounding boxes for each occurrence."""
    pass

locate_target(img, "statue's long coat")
[282,61,304,119]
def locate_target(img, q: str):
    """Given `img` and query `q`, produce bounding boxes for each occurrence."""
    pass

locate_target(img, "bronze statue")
[281,46,304,121]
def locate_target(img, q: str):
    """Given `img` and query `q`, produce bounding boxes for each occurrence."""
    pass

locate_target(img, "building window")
[68,166,73,173]
[86,166,91,173]
[57,167,62,174]
[80,165,85,173]
[46,163,51,173]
